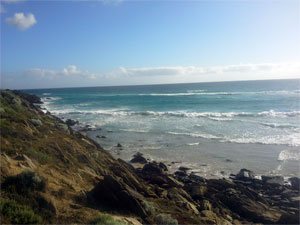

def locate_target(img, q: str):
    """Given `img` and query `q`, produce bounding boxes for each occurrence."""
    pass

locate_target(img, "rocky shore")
[0,90,299,224]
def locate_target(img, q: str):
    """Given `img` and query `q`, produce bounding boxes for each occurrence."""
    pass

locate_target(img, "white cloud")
[113,62,300,77]
[26,65,96,79]
[6,12,37,30]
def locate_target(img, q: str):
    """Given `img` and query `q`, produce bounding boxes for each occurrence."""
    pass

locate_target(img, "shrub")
[154,213,178,225]
[2,171,46,195]
[26,148,52,164]
[90,214,128,225]
[0,198,42,224]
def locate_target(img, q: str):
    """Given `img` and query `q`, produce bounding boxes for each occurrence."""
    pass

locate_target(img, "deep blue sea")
[27,79,300,178]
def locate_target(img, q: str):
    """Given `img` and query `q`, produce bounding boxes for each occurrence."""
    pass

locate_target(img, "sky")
[0,0,300,89]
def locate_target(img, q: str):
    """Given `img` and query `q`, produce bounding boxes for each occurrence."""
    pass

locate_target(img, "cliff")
[0,90,299,224]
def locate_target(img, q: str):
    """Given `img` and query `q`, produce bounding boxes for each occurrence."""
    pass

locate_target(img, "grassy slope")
[0,90,205,225]
[0,90,142,224]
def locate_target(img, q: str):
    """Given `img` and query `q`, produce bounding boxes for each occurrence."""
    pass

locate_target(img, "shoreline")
[51,108,300,180]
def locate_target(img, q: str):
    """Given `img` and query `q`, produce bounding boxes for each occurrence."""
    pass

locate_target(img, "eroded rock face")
[218,188,282,224]
[90,175,148,218]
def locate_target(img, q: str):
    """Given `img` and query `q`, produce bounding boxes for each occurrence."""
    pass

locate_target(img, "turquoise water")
[28,79,300,177]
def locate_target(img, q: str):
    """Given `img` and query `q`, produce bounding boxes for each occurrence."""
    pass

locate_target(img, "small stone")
[30,118,43,126]
[117,143,122,147]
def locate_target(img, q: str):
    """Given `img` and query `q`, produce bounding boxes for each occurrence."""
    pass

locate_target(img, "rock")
[13,90,42,104]
[219,188,282,224]
[175,170,187,178]
[159,162,168,172]
[90,175,148,218]
[154,214,178,225]
[130,152,148,164]
[278,211,300,224]
[236,168,255,180]
[65,119,79,126]
[178,166,191,173]
[261,175,284,185]
[56,123,70,134]
[189,173,206,183]
[289,177,300,190]
[117,143,122,147]
[186,185,207,200]
[167,188,199,215]
[200,199,212,211]
[142,162,165,175]
[96,135,106,139]
[225,159,233,162]
[30,118,43,126]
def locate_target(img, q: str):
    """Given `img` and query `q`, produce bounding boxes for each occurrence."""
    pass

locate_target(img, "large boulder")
[30,118,43,127]
[65,119,79,127]
[289,177,300,190]
[219,188,282,223]
[90,175,148,218]
[236,169,255,180]
[142,162,166,175]
[130,152,148,164]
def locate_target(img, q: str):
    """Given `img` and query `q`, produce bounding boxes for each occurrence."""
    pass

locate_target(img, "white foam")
[278,149,300,161]
[119,128,149,133]
[167,131,220,139]
[258,110,300,117]
[259,122,297,129]
[223,133,300,147]
[187,142,200,146]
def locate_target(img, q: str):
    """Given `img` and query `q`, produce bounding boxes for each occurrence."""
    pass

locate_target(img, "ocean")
[27,79,300,178]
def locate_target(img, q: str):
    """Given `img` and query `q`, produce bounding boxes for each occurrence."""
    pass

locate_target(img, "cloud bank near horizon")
[116,62,300,77]
[26,65,96,80]
[2,62,299,89]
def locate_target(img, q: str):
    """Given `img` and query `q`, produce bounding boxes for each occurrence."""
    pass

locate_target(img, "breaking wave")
[49,108,300,119]
[278,149,300,161]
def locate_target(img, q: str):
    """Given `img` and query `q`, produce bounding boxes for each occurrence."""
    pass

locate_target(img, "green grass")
[26,148,52,164]
[90,214,128,225]
[0,198,42,224]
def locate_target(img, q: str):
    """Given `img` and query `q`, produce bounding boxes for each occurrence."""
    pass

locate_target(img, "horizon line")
[7,77,300,91]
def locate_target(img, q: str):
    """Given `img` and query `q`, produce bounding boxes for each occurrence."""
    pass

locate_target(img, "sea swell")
[48,108,300,119]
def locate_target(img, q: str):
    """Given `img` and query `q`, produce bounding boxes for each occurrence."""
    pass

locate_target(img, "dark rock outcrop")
[289,177,300,190]
[235,168,255,180]
[130,152,148,164]
[65,119,79,127]
[90,175,148,218]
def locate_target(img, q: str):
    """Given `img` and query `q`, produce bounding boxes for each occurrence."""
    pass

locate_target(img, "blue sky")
[1,0,299,89]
